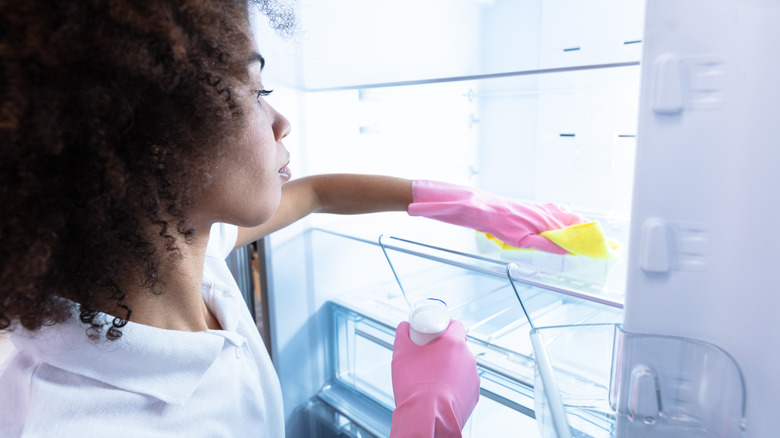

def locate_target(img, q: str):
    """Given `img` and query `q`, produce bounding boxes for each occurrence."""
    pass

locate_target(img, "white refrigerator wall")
[251,0,645,435]
[624,0,780,436]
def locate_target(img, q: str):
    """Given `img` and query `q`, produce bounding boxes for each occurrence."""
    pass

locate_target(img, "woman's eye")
[254,89,274,100]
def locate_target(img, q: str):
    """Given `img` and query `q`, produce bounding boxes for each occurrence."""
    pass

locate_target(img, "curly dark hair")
[0,0,293,340]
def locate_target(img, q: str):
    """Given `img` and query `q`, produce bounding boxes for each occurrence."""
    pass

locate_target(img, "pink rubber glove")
[407,180,588,255]
[390,320,480,438]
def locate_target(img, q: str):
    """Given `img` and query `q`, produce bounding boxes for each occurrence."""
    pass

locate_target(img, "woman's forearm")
[309,174,413,215]
[234,174,412,248]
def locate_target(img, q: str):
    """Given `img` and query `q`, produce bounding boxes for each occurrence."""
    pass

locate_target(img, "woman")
[0,0,584,436]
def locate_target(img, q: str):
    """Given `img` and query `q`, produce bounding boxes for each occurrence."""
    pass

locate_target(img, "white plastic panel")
[300,82,478,185]
[254,0,645,91]
[624,1,780,437]
[539,0,645,68]
[293,0,483,89]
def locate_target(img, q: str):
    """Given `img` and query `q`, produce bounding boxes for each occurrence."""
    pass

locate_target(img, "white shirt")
[0,223,284,437]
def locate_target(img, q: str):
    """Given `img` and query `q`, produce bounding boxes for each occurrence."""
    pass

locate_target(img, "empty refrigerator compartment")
[324,231,624,436]
[330,302,543,438]
[306,63,640,300]
[255,0,654,435]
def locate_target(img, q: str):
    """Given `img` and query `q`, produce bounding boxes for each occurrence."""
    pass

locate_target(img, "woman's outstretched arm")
[234,174,413,249]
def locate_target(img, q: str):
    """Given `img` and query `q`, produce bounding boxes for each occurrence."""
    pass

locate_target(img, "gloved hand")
[407,180,588,255]
[390,320,480,438]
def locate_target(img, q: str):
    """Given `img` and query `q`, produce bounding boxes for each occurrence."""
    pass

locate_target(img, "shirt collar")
[11,309,226,405]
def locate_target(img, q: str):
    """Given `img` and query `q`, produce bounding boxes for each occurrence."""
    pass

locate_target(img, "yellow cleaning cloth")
[483,221,621,260]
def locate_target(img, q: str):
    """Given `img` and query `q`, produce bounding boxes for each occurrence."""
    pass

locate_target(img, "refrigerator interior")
[250,0,645,436]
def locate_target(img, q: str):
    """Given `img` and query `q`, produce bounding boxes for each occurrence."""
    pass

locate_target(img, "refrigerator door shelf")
[532,324,747,438]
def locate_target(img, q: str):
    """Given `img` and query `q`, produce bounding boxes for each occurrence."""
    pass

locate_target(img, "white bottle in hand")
[409,298,450,346]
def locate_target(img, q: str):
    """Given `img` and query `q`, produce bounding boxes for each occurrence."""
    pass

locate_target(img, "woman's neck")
[118,225,222,332]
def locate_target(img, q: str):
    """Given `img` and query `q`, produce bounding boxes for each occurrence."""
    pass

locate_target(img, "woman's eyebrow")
[249,52,265,71]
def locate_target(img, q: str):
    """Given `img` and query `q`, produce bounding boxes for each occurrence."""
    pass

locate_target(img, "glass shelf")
[320,229,623,437]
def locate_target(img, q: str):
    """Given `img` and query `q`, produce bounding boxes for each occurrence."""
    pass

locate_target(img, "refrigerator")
[235,0,780,436]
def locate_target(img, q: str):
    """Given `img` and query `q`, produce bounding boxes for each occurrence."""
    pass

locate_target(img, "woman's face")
[193,54,292,230]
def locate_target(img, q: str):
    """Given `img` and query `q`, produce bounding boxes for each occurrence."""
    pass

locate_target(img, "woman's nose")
[271,107,291,141]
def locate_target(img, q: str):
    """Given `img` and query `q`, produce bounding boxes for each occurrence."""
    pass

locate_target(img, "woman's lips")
[278,164,291,181]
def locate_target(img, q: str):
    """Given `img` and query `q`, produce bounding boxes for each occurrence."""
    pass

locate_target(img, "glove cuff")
[410,180,477,205]
[391,389,465,438]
